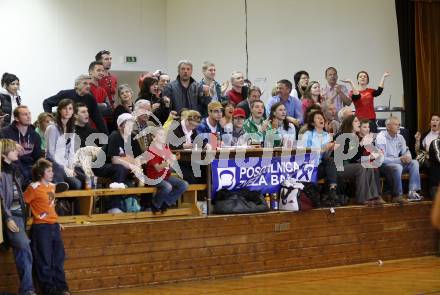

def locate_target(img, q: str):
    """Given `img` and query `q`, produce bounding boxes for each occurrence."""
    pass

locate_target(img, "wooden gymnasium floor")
[82,256,440,295]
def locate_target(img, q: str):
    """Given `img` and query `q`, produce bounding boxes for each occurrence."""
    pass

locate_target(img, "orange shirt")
[24,182,58,224]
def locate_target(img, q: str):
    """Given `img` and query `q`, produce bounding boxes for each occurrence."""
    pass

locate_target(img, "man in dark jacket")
[43,75,108,134]
[0,106,41,187]
[163,60,212,118]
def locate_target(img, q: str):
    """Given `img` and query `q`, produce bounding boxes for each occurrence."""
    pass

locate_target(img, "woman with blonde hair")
[112,84,134,127]
[34,112,55,152]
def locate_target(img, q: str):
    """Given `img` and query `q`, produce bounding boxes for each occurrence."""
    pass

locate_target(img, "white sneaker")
[408,191,423,202]
[108,208,123,214]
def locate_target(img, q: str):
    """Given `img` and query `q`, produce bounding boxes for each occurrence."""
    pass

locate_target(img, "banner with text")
[211,153,319,198]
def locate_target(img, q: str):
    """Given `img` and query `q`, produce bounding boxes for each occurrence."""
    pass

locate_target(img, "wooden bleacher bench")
[52,184,207,224]
[317,173,428,186]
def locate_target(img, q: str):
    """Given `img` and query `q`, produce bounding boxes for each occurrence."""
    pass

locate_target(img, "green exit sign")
[125,56,137,63]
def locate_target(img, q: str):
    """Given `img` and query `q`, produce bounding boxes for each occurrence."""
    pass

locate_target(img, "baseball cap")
[117,113,134,127]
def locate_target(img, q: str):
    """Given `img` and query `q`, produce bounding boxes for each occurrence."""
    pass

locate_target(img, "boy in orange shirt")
[24,159,70,295]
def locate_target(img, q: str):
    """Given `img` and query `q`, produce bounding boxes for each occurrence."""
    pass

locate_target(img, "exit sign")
[125,56,137,63]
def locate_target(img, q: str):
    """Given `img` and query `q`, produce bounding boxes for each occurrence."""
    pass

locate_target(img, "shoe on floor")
[376,197,387,205]
[392,196,409,204]
[108,208,123,214]
[408,191,423,202]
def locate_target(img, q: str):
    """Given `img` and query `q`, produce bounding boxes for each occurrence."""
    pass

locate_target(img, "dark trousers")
[369,120,378,134]
[31,223,68,294]
[6,215,34,295]
[51,161,86,190]
[93,164,129,210]
[318,157,338,187]
[92,163,128,183]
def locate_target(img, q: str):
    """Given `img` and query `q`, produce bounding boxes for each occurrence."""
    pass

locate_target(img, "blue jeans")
[6,215,35,295]
[31,223,68,294]
[153,176,189,208]
[381,160,421,197]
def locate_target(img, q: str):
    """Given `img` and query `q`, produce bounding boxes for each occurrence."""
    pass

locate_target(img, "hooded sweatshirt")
[0,121,41,167]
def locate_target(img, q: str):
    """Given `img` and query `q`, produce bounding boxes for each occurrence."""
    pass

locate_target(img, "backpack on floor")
[213,188,269,214]
[279,179,313,212]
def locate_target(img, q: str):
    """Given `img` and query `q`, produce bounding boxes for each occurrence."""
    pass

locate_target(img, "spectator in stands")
[95,50,118,107]
[302,81,323,115]
[416,114,440,195]
[237,86,263,118]
[266,102,297,147]
[43,75,108,134]
[158,72,170,93]
[46,99,86,190]
[220,100,235,132]
[291,70,309,99]
[322,100,340,134]
[102,113,143,212]
[415,114,440,167]
[24,159,70,295]
[88,61,108,104]
[243,100,269,145]
[231,108,247,146]
[335,115,383,205]
[113,84,134,126]
[342,71,390,133]
[146,127,188,213]
[376,116,422,203]
[168,110,201,150]
[298,104,322,135]
[321,67,351,112]
[198,101,224,134]
[34,112,54,153]
[338,106,353,123]
[74,103,100,148]
[138,77,171,124]
[0,106,42,187]
[266,79,302,124]
[0,138,36,295]
[163,60,211,117]
[226,71,247,105]
[0,72,22,127]
[301,111,340,205]
[168,110,204,184]
[133,99,155,152]
[200,61,227,103]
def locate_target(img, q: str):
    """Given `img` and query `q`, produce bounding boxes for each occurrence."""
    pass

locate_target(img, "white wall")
[0,0,403,117]
[166,0,404,107]
[0,0,167,114]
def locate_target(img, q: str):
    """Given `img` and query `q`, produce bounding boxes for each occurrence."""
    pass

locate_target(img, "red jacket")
[90,83,108,104]
[98,73,118,106]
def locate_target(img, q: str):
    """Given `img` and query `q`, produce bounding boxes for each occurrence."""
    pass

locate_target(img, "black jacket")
[0,93,22,126]
[167,120,199,150]
[43,89,108,134]
[136,94,171,125]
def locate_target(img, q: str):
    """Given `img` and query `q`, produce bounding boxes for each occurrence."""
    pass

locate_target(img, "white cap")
[117,113,134,127]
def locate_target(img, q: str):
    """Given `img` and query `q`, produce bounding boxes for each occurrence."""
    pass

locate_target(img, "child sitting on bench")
[145,127,189,213]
